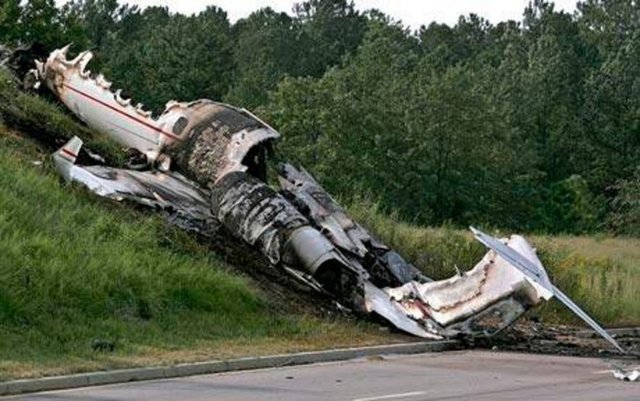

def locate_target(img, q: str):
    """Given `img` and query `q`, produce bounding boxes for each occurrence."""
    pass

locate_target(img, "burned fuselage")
[29,46,624,349]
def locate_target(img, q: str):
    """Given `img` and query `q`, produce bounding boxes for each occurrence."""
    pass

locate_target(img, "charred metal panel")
[211,170,366,305]
[211,171,308,265]
[363,281,442,339]
[278,163,425,287]
[167,101,278,186]
[0,43,49,87]
[383,235,552,334]
[279,163,374,257]
[373,250,425,286]
[53,137,214,224]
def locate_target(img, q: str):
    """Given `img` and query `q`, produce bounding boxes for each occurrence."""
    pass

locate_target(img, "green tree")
[63,0,136,51]
[608,168,640,235]
[225,8,301,108]
[0,0,21,43]
[102,6,233,112]
[583,32,640,190]
[523,1,589,183]
[294,0,368,76]
[419,14,494,69]
[578,0,640,56]
[13,0,65,47]
[266,21,419,215]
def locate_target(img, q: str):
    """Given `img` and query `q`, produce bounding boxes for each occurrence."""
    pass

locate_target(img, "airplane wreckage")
[5,45,625,352]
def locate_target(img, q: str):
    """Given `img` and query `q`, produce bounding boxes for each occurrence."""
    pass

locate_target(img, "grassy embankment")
[0,69,394,381]
[348,200,640,327]
[0,128,400,381]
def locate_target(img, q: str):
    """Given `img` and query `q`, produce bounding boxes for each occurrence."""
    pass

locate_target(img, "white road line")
[352,391,427,401]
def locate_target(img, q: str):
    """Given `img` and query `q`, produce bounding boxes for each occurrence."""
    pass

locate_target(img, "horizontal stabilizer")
[54,136,83,164]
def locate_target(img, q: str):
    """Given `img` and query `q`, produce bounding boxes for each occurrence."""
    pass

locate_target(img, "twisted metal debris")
[30,46,625,350]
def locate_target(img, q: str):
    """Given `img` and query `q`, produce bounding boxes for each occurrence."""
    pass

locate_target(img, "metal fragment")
[471,226,625,353]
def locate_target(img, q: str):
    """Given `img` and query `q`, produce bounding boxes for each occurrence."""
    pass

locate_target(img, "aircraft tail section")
[53,136,82,180]
[54,136,82,164]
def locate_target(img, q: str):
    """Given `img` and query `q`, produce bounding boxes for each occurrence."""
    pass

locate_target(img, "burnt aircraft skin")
[32,46,625,350]
[278,163,427,288]
[53,136,214,225]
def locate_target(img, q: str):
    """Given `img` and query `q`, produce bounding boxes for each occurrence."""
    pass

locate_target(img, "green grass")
[0,129,394,381]
[531,234,640,273]
[346,198,640,327]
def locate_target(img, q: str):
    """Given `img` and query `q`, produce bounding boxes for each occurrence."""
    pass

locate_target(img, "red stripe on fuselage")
[61,148,78,159]
[62,83,183,142]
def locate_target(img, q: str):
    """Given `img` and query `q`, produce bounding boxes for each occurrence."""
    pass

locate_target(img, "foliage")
[100,6,234,113]
[225,8,301,108]
[608,168,640,235]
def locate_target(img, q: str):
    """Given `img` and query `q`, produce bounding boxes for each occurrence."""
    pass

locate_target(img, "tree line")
[1,0,638,235]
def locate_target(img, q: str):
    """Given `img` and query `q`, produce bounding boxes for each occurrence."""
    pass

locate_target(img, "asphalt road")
[6,350,638,401]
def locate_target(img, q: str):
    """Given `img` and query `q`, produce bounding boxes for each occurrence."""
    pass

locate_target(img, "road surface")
[6,350,637,401]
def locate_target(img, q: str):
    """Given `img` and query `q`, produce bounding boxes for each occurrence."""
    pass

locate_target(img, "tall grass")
[347,197,640,327]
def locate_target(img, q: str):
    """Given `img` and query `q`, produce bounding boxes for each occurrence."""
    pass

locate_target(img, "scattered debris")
[477,321,640,359]
[0,42,48,88]
[3,45,628,352]
[613,367,639,382]
[91,339,116,353]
